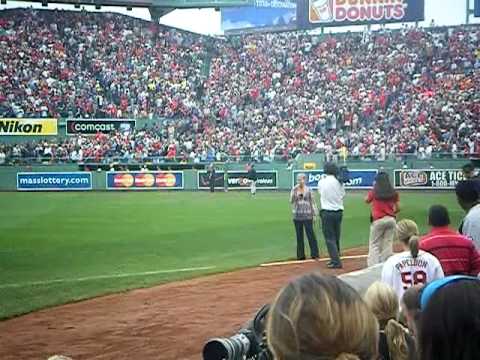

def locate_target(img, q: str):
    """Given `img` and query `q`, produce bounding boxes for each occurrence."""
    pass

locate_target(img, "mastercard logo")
[135,173,155,187]
[113,174,134,188]
[155,173,177,187]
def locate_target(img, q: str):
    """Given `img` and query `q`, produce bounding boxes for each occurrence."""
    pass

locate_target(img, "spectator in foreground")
[456,180,480,249]
[267,273,378,360]
[365,172,400,266]
[290,173,319,260]
[420,205,480,276]
[364,282,416,360]
[461,164,479,181]
[401,285,423,338]
[419,276,480,360]
[382,219,443,300]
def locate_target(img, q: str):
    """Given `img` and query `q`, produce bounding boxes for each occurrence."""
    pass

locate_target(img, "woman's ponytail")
[385,319,409,360]
[335,353,361,360]
[408,235,419,259]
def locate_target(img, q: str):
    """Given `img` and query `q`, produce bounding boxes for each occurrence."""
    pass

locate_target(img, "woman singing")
[365,172,400,266]
[290,173,319,260]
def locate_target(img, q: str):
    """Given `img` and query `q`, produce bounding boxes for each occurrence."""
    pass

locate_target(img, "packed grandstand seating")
[0,8,479,164]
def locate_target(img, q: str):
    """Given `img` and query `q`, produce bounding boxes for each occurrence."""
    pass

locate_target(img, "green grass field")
[0,191,463,319]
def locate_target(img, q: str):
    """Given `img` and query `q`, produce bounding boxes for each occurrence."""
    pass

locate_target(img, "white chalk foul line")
[0,266,216,289]
[260,254,367,267]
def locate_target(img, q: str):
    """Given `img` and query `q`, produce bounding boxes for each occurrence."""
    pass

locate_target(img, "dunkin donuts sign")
[308,0,424,26]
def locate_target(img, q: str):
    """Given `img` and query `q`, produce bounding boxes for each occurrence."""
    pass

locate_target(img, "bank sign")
[66,119,136,135]
[394,169,465,189]
[301,0,424,27]
[292,169,377,189]
[0,118,58,136]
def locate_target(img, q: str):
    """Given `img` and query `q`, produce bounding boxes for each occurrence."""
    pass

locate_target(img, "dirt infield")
[0,248,368,360]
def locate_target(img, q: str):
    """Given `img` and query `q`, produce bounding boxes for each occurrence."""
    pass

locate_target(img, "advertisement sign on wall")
[292,169,378,189]
[297,0,424,28]
[66,119,136,135]
[0,119,58,136]
[17,172,92,191]
[198,171,278,190]
[394,169,465,189]
[106,171,184,190]
[222,0,297,33]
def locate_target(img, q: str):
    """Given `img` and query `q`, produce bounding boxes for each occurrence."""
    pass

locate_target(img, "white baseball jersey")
[381,250,444,300]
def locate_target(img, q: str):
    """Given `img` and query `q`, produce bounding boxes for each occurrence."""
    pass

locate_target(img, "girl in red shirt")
[365,172,400,267]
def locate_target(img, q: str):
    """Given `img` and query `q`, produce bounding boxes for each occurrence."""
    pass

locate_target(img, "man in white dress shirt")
[318,162,345,268]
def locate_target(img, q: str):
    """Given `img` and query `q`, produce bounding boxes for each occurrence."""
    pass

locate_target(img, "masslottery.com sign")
[302,0,424,27]
[17,172,92,191]
[292,169,378,189]
[394,169,465,189]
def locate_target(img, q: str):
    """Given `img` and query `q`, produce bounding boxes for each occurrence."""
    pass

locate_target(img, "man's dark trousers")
[321,210,343,266]
[293,219,319,260]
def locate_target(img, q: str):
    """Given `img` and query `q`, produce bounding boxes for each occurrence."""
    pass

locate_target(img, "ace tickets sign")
[394,169,466,189]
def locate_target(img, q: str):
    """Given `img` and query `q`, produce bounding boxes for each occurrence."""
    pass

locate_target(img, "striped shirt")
[420,226,480,276]
[290,185,316,221]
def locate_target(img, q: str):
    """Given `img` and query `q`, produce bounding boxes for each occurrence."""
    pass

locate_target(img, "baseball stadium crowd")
[0,9,480,163]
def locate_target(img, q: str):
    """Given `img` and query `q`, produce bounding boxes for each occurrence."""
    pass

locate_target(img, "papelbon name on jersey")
[395,258,429,272]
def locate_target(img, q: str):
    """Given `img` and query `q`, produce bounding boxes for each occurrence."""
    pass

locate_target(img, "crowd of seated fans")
[0,9,479,163]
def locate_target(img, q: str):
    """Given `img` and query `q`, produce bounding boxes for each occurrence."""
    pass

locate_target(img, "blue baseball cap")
[420,275,480,311]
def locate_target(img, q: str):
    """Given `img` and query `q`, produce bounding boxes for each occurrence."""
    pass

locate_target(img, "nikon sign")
[0,119,58,136]
[66,119,136,135]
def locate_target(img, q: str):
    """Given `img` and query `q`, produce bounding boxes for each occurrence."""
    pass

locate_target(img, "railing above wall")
[0,152,477,168]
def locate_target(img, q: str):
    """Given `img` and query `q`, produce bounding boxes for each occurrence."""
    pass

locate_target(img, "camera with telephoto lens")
[337,166,350,184]
[203,304,273,360]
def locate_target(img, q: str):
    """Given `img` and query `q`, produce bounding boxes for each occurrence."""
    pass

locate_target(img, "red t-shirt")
[366,191,399,221]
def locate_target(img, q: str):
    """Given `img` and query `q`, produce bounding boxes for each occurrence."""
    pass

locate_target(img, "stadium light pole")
[465,0,475,24]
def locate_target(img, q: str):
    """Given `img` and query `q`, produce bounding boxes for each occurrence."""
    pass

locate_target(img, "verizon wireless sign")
[66,119,136,135]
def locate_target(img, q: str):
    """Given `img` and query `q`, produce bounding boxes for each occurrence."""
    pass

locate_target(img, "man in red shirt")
[420,205,480,276]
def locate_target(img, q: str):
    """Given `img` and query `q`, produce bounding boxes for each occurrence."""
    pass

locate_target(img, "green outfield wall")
[1,158,472,191]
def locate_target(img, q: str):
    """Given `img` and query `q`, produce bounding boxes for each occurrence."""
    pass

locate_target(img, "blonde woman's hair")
[267,273,379,360]
[396,219,420,259]
[364,282,410,360]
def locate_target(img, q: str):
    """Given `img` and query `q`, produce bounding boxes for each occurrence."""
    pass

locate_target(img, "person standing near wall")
[318,162,345,269]
[248,164,257,196]
[223,162,229,192]
[365,172,400,266]
[290,173,319,260]
[207,163,216,193]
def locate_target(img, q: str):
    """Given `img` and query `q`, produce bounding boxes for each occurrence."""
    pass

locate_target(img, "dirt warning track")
[0,248,368,360]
